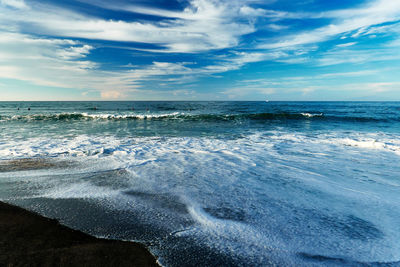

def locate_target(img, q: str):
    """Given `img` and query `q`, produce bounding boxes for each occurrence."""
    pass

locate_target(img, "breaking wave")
[0,112,392,123]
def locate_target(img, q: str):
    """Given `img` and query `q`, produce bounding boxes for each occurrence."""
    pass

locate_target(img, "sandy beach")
[0,201,159,267]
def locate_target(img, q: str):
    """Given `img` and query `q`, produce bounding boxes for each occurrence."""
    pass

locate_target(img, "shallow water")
[1,101,400,266]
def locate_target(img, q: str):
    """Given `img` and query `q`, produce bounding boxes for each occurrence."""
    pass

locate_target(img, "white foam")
[81,112,181,120]
[0,112,183,121]
[184,203,292,264]
[269,131,400,156]
[0,131,399,166]
[336,138,400,154]
[1,130,400,264]
[42,182,119,199]
[301,112,323,117]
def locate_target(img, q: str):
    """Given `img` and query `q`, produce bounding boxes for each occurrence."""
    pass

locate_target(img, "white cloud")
[0,0,26,9]
[336,42,357,48]
[0,31,133,95]
[386,38,400,47]
[232,68,394,97]
[246,69,382,83]
[0,0,259,53]
[318,70,378,78]
[57,45,93,60]
[199,51,288,74]
[100,90,124,99]
[317,48,400,66]
[0,31,273,99]
[259,0,400,50]
[362,82,400,93]
[267,24,290,31]
[239,6,266,16]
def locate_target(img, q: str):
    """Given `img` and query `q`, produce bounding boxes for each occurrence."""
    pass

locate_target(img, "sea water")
[0,101,400,266]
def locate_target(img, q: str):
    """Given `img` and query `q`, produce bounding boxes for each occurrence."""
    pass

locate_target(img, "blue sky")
[0,0,400,100]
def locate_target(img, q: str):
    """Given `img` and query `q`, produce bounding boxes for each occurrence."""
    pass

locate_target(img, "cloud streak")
[259,0,400,50]
[0,0,260,53]
[0,30,273,99]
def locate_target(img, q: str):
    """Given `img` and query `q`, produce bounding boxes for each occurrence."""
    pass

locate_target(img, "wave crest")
[0,112,395,123]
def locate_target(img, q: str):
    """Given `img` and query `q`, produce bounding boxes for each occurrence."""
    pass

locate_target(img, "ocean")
[0,101,399,266]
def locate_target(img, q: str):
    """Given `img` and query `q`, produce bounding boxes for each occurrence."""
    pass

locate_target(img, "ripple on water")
[203,206,247,222]
[320,214,383,241]
[124,190,189,215]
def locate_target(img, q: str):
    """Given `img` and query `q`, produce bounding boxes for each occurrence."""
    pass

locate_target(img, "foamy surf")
[300,112,323,117]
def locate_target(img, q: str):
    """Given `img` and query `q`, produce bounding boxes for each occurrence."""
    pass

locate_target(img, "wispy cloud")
[259,0,400,50]
[0,0,26,9]
[0,30,274,99]
[317,48,400,66]
[336,42,357,48]
[0,32,95,88]
[0,0,260,53]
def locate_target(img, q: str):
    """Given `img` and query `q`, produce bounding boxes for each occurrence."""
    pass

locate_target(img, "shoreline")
[0,201,159,266]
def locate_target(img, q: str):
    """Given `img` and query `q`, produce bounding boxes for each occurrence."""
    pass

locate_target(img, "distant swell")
[0,112,394,123]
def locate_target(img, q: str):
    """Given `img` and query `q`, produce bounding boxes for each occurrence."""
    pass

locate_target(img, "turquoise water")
[1,101,400,266]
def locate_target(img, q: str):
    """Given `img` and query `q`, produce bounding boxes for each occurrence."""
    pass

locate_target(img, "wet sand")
[0,158,66,172]
[0,201,159,267]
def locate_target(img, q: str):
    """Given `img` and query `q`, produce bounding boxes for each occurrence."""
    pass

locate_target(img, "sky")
[0,0,400,101]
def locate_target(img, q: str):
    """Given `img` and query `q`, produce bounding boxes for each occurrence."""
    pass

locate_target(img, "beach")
[1,101,400,266]
[0,201,158,266]
[2,0,400,264]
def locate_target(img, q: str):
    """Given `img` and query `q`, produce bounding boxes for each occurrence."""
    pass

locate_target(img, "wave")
[0,112,395,123]
[0,112,181,121]
[329,138,400,155]
[2,131,400,161]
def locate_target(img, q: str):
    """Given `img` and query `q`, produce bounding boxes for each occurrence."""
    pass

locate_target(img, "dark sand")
[0,201,159,267]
